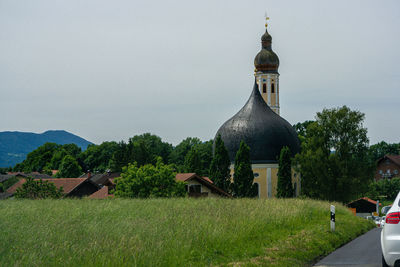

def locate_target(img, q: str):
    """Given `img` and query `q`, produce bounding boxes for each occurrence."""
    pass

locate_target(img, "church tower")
[254,16,280,115]
[214,16,301,199]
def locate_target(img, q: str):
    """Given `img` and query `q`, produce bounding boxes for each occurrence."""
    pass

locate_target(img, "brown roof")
[386,155,400,166]
[175,173,230,197]
[7,178,88,194]
[6,172,52,179]
[176,173,197,182]
[89,186,109,199]
[377,154,400,166]
[175,173,213,184]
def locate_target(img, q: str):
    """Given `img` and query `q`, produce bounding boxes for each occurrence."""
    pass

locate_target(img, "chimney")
[87,170,91,179]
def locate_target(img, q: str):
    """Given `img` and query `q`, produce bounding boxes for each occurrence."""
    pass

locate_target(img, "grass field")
[0,198,374,266]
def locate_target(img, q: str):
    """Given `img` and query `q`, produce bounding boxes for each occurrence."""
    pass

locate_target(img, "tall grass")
[0,198,374,266]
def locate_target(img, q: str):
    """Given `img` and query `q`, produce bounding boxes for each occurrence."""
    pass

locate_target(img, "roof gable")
[175,173,230,197]
[377,154,400,167]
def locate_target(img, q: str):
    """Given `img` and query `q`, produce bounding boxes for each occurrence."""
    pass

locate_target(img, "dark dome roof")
[261,31,272,42]
[254,28,279,73]
[215,81,300,164]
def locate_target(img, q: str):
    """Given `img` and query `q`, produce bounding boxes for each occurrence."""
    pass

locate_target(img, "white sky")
[0,0,399,145]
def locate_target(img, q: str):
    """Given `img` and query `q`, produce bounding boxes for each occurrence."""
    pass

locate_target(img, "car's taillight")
[386,212,400,224]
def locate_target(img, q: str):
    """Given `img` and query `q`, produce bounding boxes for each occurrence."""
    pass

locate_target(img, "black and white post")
[330,205,335,232]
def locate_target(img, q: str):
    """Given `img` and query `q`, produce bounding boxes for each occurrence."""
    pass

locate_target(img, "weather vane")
[264,11,270,28]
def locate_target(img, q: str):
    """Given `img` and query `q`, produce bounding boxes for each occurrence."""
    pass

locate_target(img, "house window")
[395,170,399,175]
[253,172,259,177]
[379,170,383,174]
[271,83,275,93]
[189,184,201,193]
[262,84,266,93]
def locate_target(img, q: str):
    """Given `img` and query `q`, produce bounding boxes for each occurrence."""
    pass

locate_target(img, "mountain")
[0,130,93,167]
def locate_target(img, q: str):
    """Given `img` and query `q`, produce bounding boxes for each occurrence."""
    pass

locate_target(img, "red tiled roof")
[6,179,26,194]
[348,197,382,206]
[7,178,88,194]
[175,173,214,184]
[89,186,109,199]
[202,176,213,184]
[175,173,196,182]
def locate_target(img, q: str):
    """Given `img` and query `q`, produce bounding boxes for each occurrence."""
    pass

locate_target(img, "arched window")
[271,83,275,93]
[253,182,260,198]
[262,84,266,93]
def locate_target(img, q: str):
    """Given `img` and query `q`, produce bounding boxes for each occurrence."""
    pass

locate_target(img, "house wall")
[375,159,400,181]
[185,180,220,198]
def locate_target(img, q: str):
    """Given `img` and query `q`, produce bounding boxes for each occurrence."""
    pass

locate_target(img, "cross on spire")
[264,11,270,28]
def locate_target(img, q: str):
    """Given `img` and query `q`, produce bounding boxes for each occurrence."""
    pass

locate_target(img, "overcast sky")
[1,0,399,146]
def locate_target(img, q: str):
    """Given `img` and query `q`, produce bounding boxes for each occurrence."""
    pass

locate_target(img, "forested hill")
[0,130,92,167]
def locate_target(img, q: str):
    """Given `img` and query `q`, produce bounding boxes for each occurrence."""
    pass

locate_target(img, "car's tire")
[382,254,389,267]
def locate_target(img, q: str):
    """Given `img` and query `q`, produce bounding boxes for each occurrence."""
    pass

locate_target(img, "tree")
[113,158,186,198]
[184,147,202,174]
[294,106,375,202]
[232,141,257,197]
[13,143,83,173]
[369,141,400,162]
[109,141,130,172]
[277,146,294,198]
[78,141,119,172]
[15,142,61,172]
[56,155,82,178]
[293,120,315,145]
[209,135,231,193]
[367,178,400,201]
[15,177,63,199]
[169,137,202,167]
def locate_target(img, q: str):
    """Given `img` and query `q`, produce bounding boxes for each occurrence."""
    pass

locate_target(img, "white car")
[381,193,400,266]
[381,216,386,228]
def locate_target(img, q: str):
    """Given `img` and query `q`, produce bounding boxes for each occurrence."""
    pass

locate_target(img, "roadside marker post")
[330,205,335,232]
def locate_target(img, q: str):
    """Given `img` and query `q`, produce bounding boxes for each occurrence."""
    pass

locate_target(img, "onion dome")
[215,80,300,163]
[254,28,279,73]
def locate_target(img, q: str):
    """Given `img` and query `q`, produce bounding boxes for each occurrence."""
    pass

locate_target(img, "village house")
[375,155,400,181]
[347,197,381,218]
[175,173,230,197]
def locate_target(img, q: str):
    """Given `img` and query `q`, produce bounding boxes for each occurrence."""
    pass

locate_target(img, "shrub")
[15,177,63,199]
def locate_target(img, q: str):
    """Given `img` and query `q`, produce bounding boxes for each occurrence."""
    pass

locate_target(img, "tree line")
[5,105,400,202]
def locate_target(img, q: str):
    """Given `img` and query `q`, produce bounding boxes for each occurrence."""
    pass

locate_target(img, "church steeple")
[254,15,280,115]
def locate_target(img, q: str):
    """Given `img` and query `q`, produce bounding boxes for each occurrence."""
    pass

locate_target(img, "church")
[214,18,301,198]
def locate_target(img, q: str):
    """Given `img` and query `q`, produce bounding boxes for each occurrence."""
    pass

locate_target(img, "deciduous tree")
[15,177,63,199]
[56,155,82,178]
[114,158,186,198]
[294,106,374,202]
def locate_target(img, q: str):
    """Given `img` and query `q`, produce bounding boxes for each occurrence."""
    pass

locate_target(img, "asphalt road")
[314,228,382,267]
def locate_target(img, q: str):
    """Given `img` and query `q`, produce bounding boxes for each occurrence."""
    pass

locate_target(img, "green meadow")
[0,198,374,266]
